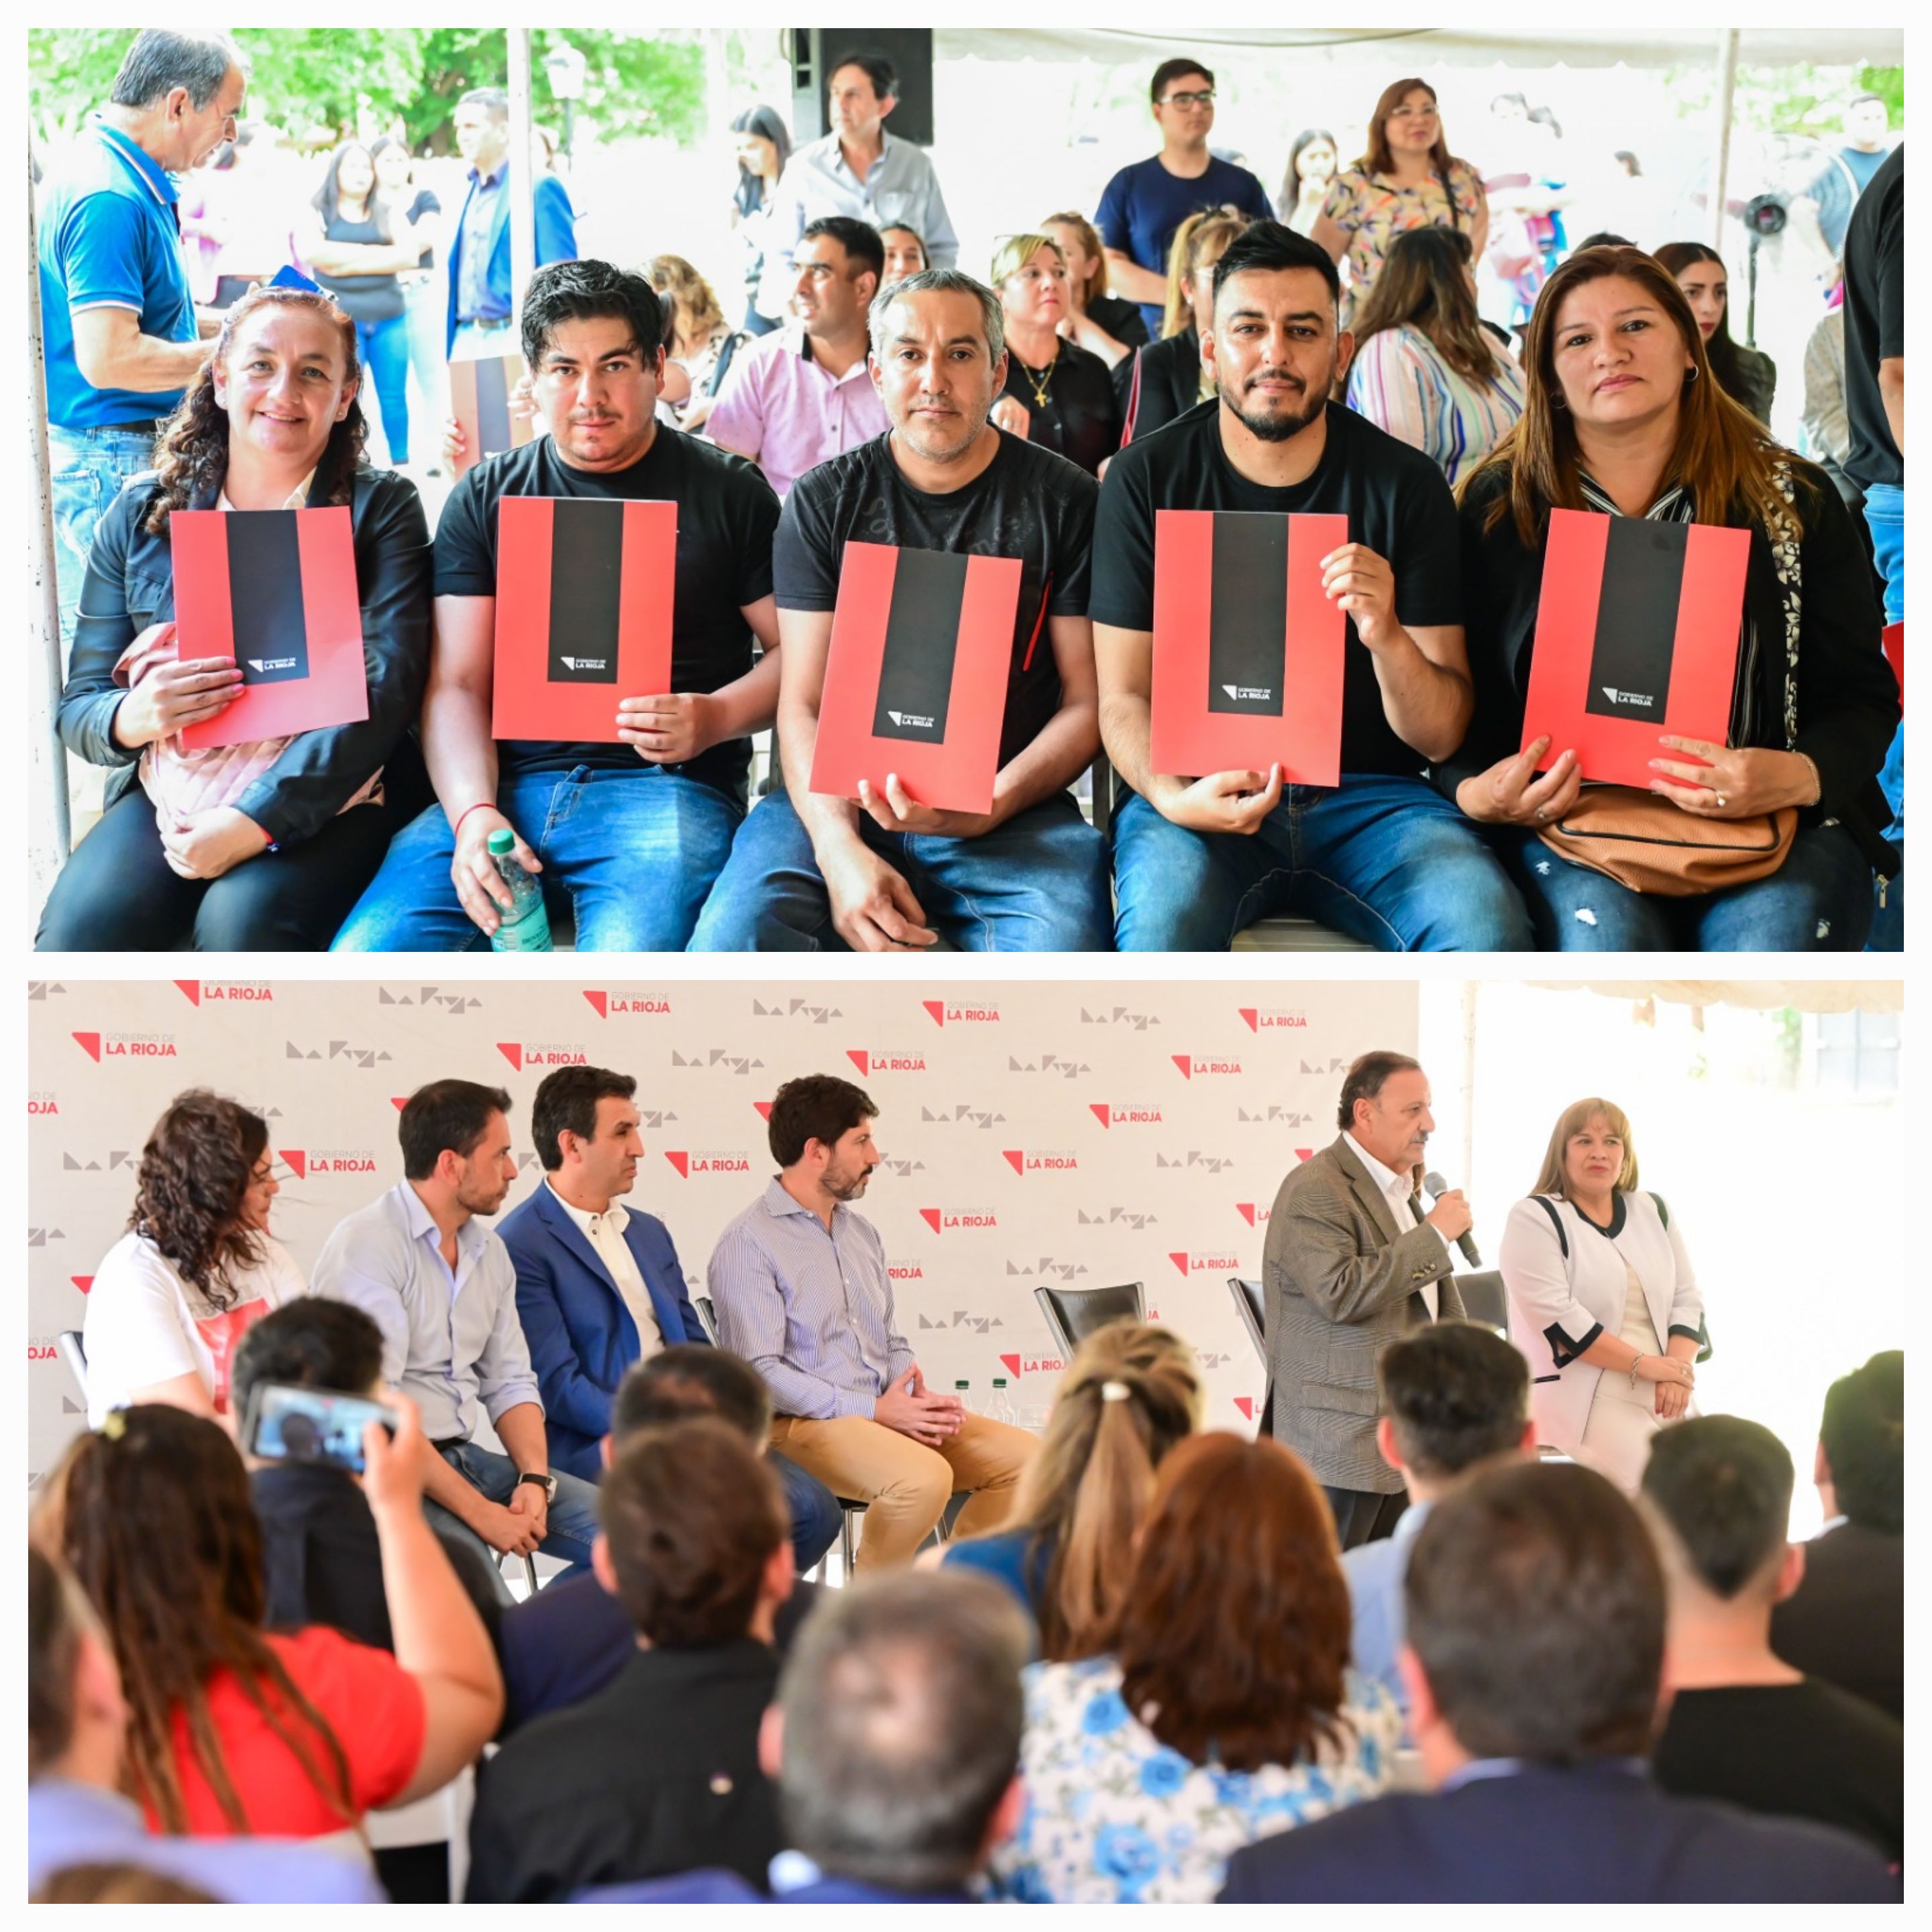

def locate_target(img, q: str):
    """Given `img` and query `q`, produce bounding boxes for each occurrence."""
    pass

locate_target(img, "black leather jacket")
[56,464,431,847]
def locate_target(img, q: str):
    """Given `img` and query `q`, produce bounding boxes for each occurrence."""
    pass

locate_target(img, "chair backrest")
[693,1295,720,1345]
[1456,1269,1508,1335]
[56,1330,89,1406]
[1227,1277,1267,1364]
[1032,1282,1144,1364]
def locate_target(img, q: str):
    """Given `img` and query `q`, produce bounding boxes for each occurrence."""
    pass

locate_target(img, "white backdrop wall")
[27,975,1417,1479]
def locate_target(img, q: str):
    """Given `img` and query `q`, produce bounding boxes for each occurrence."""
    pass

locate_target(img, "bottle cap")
[992,1377,1008,1387]
[487,828,514,854]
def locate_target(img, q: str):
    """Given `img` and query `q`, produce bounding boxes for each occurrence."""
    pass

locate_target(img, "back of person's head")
[645,253,725,344]
[1641,1415,1793,1601]
[529,1064,635,1172]
[1377,1320,1531,1481]
[802,215,885,284]
[999,1320,1201,1660]
[598,1418,786,1646]
[1114,1432,1352,1773]
[780,1570,1029,1892]
[1210,217,1342,315]
[398,1079,511,1182]
[1819,1350,1903,1535]
[230,1297,385,1427]
[1406,1460,1664,1761]
[110,29,245,110]
[45,1407,354,1832]
[520,258,665,376]
[1350,223,1499,384]
[610,1345,772,1450]
[1576,230,1637,252]
[29,1544,99,1784]
[765,1073,877,1167]
[129,1089,269,1309]
[1162,205,1248,337]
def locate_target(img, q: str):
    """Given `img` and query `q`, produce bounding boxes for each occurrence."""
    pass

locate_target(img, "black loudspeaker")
[790,29,934,147]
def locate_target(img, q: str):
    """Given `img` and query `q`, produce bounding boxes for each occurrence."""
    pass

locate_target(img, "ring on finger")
[1713,794,1727,809]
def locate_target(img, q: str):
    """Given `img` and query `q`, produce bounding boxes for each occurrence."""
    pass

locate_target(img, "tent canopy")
[1528,981,1903,1015]
[938,28,1904,69]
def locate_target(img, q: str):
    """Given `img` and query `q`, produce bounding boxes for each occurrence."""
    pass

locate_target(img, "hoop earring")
[1684,365,1700,386]
[1550,392,1568,412]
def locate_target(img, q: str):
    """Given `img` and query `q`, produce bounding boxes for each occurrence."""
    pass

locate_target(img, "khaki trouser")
[767,1411,1037,1571]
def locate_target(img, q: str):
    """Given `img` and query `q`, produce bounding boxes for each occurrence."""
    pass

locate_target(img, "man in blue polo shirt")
[36,29,247,646]
[445,87,578,360]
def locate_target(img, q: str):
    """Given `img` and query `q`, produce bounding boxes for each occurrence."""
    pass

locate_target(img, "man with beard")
[690,267,1110,951]
[706,1075,1036,1569]
[311,1079,602,1597]
[1263,1052,1470,1550]
[1091,220,1533,950]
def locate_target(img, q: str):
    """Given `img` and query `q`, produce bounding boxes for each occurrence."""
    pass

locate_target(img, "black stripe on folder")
[227,509,309,684]
[1208,513,1287,716]
[476,360,514,459]
[872,549,967,742]
[547,499,623,684]
[1585,517,1685,720]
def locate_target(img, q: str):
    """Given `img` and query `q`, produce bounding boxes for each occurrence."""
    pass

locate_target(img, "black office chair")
[1455,1269,1509,1335]
[1032,1281,1144,1363]
[693,1294,720,1344]
[56,1330,89,1407]
[1228,1278,1266,1364]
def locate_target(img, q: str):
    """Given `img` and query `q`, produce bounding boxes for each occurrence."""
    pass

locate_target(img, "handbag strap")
[1766,459,1803,752]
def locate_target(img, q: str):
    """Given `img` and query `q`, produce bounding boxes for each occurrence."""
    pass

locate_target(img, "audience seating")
[693,1295,720,1344]
[1033,1282,1145,1362]
[1455,1270,1509,1335]
[366,1765,477,1902]
[56,1330,88,1409]
[1228,1277,1266,1364]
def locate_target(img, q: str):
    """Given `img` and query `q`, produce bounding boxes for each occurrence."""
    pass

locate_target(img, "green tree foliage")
[28,28,706,152]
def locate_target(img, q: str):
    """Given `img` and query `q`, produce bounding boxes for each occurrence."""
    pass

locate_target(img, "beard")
[1227,372,1328,443]
[821,1160,873,1201]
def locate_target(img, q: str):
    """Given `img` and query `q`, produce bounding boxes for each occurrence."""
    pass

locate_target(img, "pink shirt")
[704,323,890,498]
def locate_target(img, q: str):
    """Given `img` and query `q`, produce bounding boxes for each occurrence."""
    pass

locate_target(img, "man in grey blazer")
[1262,1050,1473,1549]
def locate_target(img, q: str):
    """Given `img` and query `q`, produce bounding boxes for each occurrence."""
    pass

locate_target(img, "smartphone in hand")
[241,1381,398,1474]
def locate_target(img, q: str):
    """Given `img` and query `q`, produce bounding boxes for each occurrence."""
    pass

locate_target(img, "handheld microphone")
[1423,1170,1483,1269]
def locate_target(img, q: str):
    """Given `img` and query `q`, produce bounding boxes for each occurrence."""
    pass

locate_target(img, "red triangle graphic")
[1295,1147,1313,1163]
[1238,1007,1257,1032]
[1169,1251,1189,1277]
[1234,1395,1254,1419]
[72,1032,101,1063]
[174,980,201,1006]
[582,990,608,1017]
[70,1275,94,1294]
[1236,1203,1255,1226]
[1002,1150,1024,1175]
[1089,1103,1110,1128]
[391,1096,409,1111]
[922,1000,945,1026]
[663,1150,690,1178]
[753,1100,773,1120]
[846,1049,869,1074]
[278,1149,307,1180]
[1171,1055,1191,1079]
[919,1208,943,1234]
[496,1042,522,1069]
[999,1353,1022,1378]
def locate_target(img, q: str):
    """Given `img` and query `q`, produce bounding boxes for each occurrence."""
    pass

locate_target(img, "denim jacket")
[56,463,431,848]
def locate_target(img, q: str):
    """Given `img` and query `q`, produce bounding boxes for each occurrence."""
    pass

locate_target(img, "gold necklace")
[1016,350,1059,411]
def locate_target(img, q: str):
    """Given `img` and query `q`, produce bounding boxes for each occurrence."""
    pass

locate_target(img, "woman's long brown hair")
[146,286,366,535]
[1114,1432,1354,1774]
[127,1089,269,1313]
[1162,205,1250,339]
[44,1406,359,1835]
[1653,240,1750,406]
[1350,224,1500,384]
[1460,244,1802,547]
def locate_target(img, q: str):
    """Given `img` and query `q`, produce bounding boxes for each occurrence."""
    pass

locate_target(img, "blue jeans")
[1495,822,1874,951]
[688,788,1114,951]
[333,765,743,953]
[1111,776,1535,951]
[771,1451,842,1572]
[1865,482,1904,822]
[427,1441,602,1601]
[48,422,161,649]
[355,313,411,466]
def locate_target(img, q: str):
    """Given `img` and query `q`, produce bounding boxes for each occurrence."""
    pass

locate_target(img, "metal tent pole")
[1707,28,1741,249]
[507,32,539,315]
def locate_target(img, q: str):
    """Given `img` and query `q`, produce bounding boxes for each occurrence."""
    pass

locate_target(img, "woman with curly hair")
[38,283,432,953]
[987,1433,1399,1902]
[79,1091,300,1427]
[40,1397,502,1841]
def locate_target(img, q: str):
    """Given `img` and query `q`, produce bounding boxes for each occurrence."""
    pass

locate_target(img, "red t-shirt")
[152,1626,427,1837]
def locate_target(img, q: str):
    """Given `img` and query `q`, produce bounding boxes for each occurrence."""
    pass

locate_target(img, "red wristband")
[451,800,498,839]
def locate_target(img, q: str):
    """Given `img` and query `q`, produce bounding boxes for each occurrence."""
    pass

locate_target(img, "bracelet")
[451,800,498,839]
[1628,1354,1646,1391]
[1794,751,1823,808]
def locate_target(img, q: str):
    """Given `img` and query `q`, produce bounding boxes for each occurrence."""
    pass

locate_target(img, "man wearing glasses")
[1095,58,1274,339]
[706,218,891,500]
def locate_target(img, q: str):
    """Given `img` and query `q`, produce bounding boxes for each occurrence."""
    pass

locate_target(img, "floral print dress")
[985,1654,1401,1903]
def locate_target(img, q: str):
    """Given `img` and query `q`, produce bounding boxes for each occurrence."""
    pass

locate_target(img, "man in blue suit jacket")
[445,87,578,359]
[498,1065,839,1570]
[1220,1460,1896,1904]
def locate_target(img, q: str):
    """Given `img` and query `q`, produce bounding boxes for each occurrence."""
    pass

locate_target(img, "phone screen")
[243,1382,397,1474]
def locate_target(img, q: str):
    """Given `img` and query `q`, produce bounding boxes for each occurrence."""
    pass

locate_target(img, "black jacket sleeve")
[1434,467,1534,802]
[54,484,148,771]
[231,470,433,847]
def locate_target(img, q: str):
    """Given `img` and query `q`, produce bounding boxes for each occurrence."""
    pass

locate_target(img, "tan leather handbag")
[1536,788,1797,896]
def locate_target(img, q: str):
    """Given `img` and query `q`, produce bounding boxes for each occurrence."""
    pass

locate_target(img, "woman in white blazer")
[1498,1098,1704,1491]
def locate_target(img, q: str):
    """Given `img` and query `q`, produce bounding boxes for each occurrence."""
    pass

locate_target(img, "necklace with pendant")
[1017,351,1058,411]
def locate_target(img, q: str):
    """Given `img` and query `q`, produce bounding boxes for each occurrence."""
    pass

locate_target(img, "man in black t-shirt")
[1644,1417,1904,1866]
[690,268,1112,951]
[1091,221,1533,951]
[335,260,781,952]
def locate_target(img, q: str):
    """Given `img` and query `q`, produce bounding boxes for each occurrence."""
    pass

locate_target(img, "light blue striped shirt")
[310,1180,542,1443]
[1342,1495,1433,1724]
[706,1177,914,1419]
[769,129,959,270]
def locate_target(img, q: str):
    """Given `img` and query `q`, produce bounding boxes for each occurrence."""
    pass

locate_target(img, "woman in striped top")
[1345,225,1524,484]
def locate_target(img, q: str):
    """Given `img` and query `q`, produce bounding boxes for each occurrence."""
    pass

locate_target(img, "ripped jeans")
[1493,821,1874,951]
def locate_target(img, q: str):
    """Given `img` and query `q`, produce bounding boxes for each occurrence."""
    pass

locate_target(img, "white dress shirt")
[1342,1134,1440,1318]
[546,1179,663,1358]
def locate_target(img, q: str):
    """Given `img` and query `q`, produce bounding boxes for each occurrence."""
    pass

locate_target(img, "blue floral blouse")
[985,1654,1400,1903]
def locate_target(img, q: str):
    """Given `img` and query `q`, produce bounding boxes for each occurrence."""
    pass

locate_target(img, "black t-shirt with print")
[775,429,1097,773]
[1090,398,1463,777]
[434,427,779,797]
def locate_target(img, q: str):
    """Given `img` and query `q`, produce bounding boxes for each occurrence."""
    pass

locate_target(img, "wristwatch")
[517,1471,558,1504]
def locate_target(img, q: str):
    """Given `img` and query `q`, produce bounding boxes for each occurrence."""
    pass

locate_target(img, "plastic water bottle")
[988,1377,1016,1425]
[953,1378,972,1413]
[488,828,553,953]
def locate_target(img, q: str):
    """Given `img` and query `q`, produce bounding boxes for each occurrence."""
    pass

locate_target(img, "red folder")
[808,541,1020,815]
[1148,509,1348,786]
[449,353,536,477]
[491,496,677,741]
[1519,508,1751,786]
[170,506,368,749]
[1882,621,1903,708]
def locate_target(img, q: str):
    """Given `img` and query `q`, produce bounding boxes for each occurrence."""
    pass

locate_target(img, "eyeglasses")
[1388,104,1438,121]
[1160,90,1216,107]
